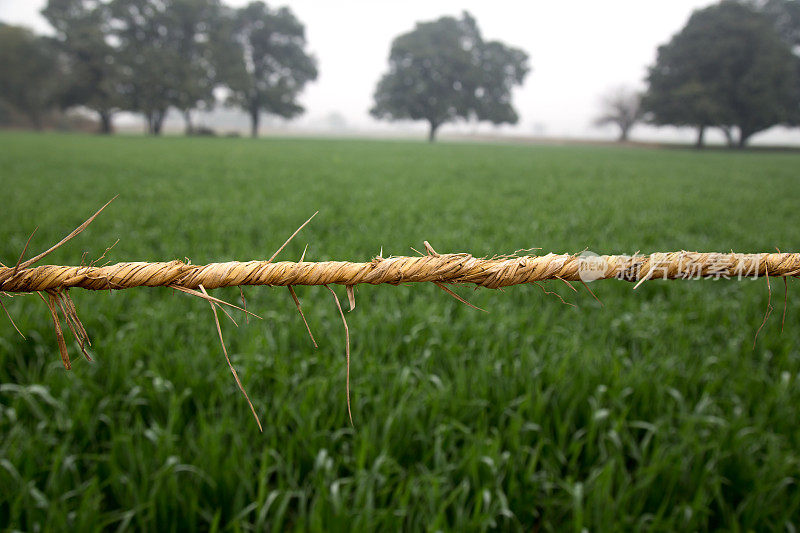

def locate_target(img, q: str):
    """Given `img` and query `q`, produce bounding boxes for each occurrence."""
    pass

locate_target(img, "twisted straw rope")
[2,251,799,293]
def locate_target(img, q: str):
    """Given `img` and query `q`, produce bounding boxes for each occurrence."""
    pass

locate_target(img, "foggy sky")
[2,0,799,144]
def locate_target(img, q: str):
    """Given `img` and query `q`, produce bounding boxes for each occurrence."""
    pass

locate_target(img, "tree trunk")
[427,121,439,142]
[183,109,193,135]
[152,109,165,136]
[695,125,706,148]
[98,110,113,134]
[618,124,630,142]
[737,130,751,149]
[145,111,159,135]
[250,107,260,138]
[720,126,735,147]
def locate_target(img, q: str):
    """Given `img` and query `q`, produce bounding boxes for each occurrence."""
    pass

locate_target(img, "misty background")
[1,0,799,144]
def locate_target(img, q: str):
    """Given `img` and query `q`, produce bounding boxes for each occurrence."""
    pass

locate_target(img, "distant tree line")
[0,0,317,137]
[2,0,799,145]
[596,0,800,148]
[0,5,529,142]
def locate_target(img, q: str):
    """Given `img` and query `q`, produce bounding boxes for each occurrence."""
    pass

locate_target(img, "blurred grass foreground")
[1,132,799,530]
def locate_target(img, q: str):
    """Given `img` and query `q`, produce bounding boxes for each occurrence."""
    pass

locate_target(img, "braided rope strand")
[1,251,799,294]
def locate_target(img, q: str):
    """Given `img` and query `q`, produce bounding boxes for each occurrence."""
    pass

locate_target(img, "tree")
[371,12,529,142]
[643,76,727,147]
[593,86,642,142]
[110,0,180,135]
[163,0,223,134]
[110,0,228,135]
[42,0,122,133]
[224,2,317,138]
[643,1,798,148]
[758,0,800,125]
[0,24,62,129]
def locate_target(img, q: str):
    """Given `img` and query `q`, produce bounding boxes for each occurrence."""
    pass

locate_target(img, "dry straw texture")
[2,250,800,294]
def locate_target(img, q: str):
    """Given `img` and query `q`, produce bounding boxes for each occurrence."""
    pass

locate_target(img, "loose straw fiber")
[1,251,800,293]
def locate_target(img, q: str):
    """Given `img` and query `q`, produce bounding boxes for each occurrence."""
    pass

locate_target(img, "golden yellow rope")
[1,251,799,294]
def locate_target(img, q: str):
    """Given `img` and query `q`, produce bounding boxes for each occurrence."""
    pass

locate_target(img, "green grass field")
[1,132,799,531]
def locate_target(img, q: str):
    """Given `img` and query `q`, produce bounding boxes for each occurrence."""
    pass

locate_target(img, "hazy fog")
[3,0,799,144]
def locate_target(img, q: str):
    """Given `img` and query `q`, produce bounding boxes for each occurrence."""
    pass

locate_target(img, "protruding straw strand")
[267,211,318,264]
[199,285,263,432]
[288,286,318,348]
[326,284,353,427]
[18,196,116,272]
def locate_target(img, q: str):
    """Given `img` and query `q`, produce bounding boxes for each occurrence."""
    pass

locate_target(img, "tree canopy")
[110,0,226,135]
[224,1,317,138]
[43,0,121,133]
[643,1,799,147]
[0,24,62,129]
[370,12,529,141]
[161,0,224,134]
[759,0,800,126]
[110,0,181,135]
[760,0,800,50]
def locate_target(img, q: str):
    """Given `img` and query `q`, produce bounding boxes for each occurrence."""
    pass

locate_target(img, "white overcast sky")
[2,0,798,143]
